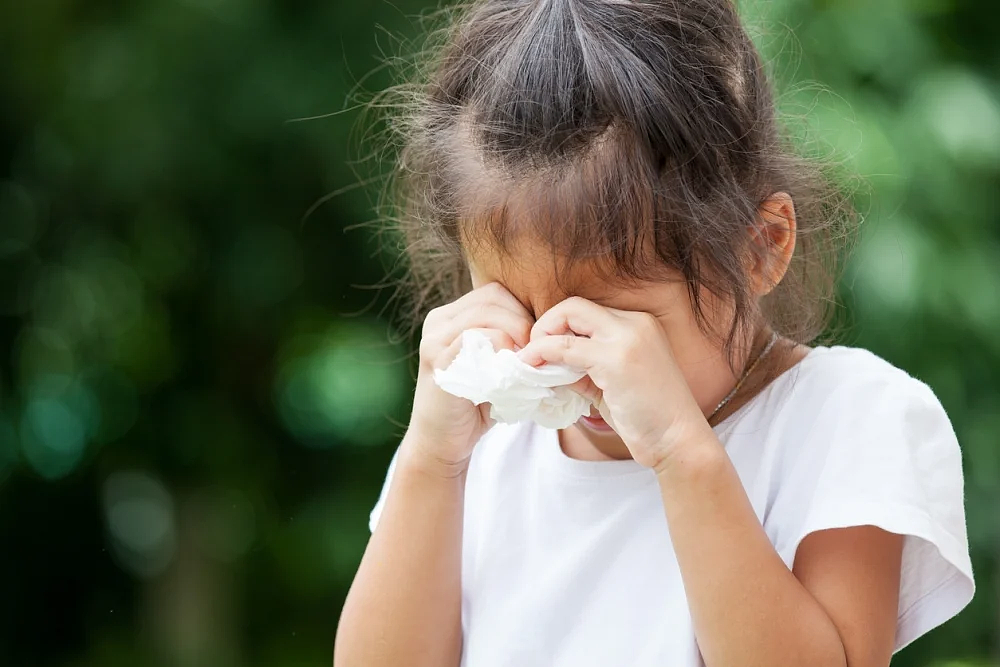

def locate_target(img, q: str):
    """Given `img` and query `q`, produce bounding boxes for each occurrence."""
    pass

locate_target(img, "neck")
[557,334,808,463]
[559,423,633,461]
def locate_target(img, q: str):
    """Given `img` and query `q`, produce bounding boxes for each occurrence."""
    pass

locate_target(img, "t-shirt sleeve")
[368,447,401,533]
[769,371,975,653]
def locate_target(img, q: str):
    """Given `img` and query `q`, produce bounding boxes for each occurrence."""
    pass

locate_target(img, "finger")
[476,328,517,352]
[434,328,515,371]
[517,334,598,371]
[447,282,533,323]
[565,375,603,407]
[479,281,533,317]
[433,283,533,347]
[421,303,530,364]
[445,304,533,349]
[530,296,615,342]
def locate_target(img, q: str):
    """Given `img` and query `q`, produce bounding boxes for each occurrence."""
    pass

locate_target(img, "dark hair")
[375,0,857,359]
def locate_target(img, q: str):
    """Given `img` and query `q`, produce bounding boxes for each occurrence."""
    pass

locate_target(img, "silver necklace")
[709,331,780,423]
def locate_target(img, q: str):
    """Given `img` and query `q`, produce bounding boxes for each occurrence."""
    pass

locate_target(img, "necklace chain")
[709,331,780,423]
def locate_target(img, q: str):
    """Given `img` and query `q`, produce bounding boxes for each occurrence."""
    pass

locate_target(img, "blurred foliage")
[0,0,996,666]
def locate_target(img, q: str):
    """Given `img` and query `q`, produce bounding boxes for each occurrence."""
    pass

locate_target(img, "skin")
[335,193,904,667]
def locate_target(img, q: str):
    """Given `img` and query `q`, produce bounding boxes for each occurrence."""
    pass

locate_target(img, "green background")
[0,0,997,665]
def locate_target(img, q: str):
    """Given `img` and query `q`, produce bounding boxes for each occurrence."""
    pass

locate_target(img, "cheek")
[657,315,712,364]
[650,286,728,371]
[658,318,729,395]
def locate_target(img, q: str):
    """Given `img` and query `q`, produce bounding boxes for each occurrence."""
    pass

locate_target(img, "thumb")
[566,375,603,409]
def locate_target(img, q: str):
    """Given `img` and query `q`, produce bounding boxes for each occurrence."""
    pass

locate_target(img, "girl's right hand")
[403,282,534,476]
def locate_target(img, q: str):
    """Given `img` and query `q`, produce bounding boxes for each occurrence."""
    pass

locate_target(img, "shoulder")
[786,344,938,407]
[730,344,965,556]
[742,344,949,443]
[738,343,961,487]
[750,345,974,651]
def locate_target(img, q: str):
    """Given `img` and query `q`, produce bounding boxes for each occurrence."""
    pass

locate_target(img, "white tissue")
[433,329,592,429]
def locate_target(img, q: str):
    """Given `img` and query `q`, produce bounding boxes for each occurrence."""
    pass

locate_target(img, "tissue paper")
[433,329,592,429]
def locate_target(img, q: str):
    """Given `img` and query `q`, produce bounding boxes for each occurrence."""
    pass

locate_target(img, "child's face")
[465,237,739,426]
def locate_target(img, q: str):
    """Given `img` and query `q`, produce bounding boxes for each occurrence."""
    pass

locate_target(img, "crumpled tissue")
[433,329,592,429]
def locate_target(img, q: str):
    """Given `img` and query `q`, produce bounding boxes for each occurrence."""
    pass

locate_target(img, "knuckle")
[495,332,515,350]
[630,316,656,340]
[463,300,486,317]
[423,306,445,331]
[483,281,507,297]
[636,311,658,329]
[419,320,453,361]
[431,347,452,370]
[418,338,438,363]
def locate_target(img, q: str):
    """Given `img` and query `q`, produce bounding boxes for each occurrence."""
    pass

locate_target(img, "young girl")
[335,1,975,665]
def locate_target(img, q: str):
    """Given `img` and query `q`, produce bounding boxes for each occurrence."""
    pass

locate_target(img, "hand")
[405,282,534,475]
[516,297,712,472]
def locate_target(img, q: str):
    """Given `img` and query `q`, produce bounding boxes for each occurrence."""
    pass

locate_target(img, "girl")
[335,1,975,665]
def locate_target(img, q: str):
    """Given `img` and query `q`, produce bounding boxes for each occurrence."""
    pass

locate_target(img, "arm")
[335,282,536,667]
[334,433,467,667]
[657,433,903,667]
[516,299,905,667]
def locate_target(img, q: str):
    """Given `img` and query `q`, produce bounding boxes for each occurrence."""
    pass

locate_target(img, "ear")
[749,192,797,295]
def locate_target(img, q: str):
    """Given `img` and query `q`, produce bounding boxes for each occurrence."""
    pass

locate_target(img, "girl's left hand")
[516,296,714,472]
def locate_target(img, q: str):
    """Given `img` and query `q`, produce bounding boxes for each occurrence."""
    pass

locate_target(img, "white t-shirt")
[368,345,975,667]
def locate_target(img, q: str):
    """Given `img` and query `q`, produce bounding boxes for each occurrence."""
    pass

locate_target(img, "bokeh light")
[0,0,996,665]
[915,69,1000,170]
[17,374,102,481]
[102,470,177,579]
[0,415,18,484]
[275,321,408,447]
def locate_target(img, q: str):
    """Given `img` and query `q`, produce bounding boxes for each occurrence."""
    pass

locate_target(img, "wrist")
[399,428,473,480]
[651,421,725,480]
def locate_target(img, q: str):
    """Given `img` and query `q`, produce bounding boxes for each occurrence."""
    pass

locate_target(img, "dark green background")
[0,1,997,665]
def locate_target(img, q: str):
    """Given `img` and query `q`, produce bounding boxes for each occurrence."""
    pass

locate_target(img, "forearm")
[657,433,847,667]
[334,434,466,667]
